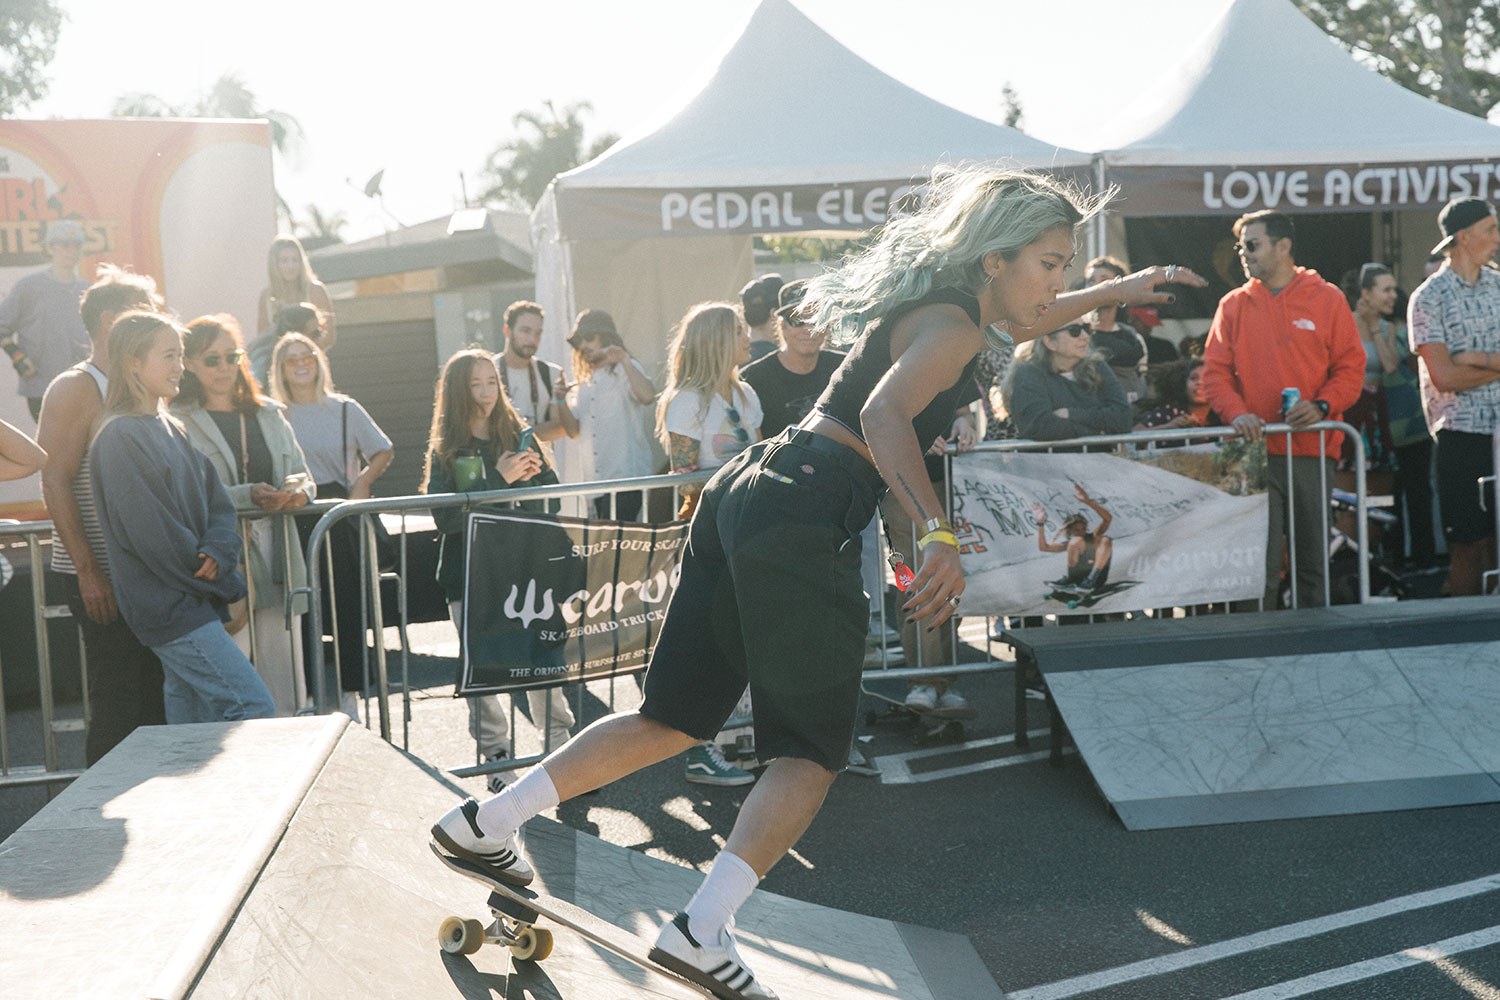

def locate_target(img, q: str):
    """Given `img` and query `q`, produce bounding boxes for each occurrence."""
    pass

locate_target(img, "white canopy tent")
[529,0,1089,386]
[1086,0,1500,223]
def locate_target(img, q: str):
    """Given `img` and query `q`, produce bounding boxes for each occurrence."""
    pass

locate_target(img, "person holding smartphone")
[421,348,569,790]
[173,314,315,716]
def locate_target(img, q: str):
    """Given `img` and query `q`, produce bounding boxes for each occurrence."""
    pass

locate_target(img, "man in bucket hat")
[0,219,92,421]
[1408,197,1500,595]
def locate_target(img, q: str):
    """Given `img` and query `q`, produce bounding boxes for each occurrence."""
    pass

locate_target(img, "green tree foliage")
[480,100,618,210]
[0,0,63,116]
[757,236,865,264]
[1294,0,1500,118]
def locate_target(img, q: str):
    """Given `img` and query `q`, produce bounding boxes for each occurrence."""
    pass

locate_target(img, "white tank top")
[50,362,110,576]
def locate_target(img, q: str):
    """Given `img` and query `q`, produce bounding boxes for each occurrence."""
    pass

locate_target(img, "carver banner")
[457,511,689,696]
[949,447,1268,616]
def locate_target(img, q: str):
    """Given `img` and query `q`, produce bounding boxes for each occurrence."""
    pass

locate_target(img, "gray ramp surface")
[1010,598,1500,830]
[1,715,1000,1000]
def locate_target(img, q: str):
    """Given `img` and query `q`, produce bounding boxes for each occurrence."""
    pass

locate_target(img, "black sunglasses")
[1054,326,1089,339]
[199,350,245,368]
[725,405,750,444]
[1234,238,1273,253]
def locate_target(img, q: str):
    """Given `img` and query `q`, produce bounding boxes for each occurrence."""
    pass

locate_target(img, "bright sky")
[32,0,1235,241]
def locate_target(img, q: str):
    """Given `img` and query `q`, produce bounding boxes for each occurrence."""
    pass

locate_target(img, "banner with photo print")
[950,446,1268,616]
[458,512,689,696]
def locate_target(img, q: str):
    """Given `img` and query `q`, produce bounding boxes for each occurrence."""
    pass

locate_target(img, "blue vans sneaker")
[684,743,754,786]
[649,912,778,1000]
[429,797,534,887]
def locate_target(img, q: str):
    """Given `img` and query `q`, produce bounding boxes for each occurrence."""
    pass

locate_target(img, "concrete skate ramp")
[0,715,1000,1000]
[1009,597,1500,831]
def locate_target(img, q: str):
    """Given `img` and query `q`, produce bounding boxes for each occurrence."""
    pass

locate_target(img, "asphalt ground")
[5,598,1498,999]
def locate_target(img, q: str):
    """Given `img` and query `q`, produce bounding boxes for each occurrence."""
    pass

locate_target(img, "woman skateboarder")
[1035,483,1115,592]
[430,165,1203,1000]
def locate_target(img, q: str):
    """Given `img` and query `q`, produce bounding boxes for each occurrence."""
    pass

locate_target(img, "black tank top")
[813,285,983,450]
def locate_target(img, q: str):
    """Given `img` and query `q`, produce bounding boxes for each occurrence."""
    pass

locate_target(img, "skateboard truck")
[438,889,555,961]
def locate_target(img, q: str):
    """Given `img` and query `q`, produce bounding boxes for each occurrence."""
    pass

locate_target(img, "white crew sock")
[683,850,759,943]
[475,765,560,839]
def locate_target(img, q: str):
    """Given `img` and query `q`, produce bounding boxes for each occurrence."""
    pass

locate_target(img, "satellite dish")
[362,169,385,199]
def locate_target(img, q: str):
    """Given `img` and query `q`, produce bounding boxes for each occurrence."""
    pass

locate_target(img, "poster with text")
[458,511,688,695]
[950,446,1267,616]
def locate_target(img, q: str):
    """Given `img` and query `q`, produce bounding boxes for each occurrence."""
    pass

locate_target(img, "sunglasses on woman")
[725,405,751,444]
[199,350,245,368]
[1055,326,1090,339]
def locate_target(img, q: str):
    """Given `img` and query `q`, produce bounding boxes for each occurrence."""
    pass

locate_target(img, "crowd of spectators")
[1,195,1496,759]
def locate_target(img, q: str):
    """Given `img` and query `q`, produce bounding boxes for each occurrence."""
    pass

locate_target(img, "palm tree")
[295,204,348,250]
[112,72,305,224]
[479,100,618,210]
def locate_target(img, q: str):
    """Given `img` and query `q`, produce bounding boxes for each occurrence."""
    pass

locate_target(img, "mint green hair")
[802,165,1110,344]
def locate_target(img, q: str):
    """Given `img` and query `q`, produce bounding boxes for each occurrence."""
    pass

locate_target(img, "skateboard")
[430,842,724,999]
[1044,579,1138,609]
[861,685,973,746]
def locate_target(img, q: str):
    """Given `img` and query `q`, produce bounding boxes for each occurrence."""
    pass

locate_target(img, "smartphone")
[518,427,536,453]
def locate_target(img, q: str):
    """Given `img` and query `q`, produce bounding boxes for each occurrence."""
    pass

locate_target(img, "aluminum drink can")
[1281,387,1301,416]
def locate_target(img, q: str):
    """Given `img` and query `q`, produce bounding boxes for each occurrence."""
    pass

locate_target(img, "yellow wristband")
[918,529,959,549]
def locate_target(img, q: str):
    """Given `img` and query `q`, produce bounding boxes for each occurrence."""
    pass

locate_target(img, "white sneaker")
[649,912,778,1000]
[936,689,969,712]
[904,684,938,712]
[430,797,535,887]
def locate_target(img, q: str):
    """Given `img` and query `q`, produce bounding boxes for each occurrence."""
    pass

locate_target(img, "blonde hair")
[97,311,188,436]
[802,165,1108,344]
[267,332,336,404]
[656,302,745,447]
[421,348,528,492]
[267,236,319,311]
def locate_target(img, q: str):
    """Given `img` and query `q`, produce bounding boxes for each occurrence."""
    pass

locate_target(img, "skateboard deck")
[1044,579,1138,609]
[430,842,723,999]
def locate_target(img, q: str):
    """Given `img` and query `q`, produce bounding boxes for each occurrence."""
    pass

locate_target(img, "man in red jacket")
[1201,210,1364,609]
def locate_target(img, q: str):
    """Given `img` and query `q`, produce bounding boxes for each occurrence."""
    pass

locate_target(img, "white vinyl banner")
[949,448,1268,616]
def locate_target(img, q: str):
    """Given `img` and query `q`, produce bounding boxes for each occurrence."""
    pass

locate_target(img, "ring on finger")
[947,595,961,608]
[1166,263,1178,281]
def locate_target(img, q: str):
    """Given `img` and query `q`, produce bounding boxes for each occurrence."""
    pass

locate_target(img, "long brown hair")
[420,348,528,492]
[178,314,265,413]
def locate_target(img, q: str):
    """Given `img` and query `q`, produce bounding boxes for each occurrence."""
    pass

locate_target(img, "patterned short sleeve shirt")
[1407,265,1500,434]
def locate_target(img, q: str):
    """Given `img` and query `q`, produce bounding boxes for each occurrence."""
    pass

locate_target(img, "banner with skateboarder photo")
[457,512,689,695]
[949,447,1268,616]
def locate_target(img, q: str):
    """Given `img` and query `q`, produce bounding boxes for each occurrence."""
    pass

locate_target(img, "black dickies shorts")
[640,429,885,772]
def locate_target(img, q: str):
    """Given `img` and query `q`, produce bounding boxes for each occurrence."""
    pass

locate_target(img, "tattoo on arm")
[668,433,699,474]
[893,471,932,523]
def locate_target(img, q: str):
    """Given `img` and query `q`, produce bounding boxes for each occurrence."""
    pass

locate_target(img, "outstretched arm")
[1013,266,1208,344]
[1074,484,1112,535]
[1032,503,1066,552]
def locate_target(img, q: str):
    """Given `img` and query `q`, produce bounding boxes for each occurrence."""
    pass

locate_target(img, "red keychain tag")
[888,551,915,592]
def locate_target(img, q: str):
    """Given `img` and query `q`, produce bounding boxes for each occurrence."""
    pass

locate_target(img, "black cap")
[775,279,810,321]
[1432,198,1496,254]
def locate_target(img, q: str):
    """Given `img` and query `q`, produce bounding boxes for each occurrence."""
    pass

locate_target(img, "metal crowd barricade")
[298,424,1373,781]
[296,471,711,780]
[0,519,86,791]
[1483,429,1500,595]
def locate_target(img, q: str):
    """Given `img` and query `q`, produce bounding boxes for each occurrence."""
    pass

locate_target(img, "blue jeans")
[153,621,276,723]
